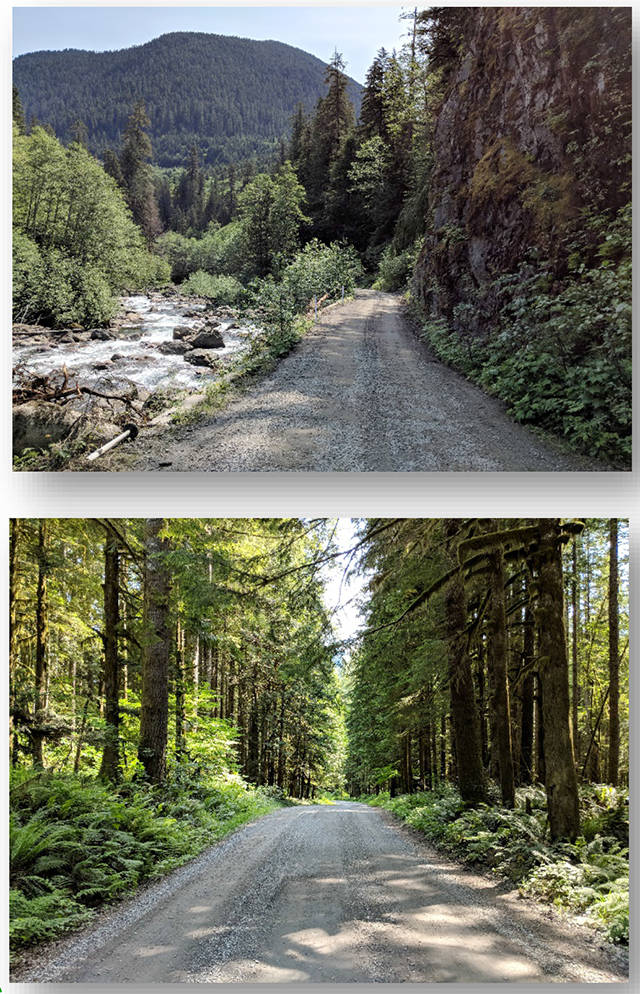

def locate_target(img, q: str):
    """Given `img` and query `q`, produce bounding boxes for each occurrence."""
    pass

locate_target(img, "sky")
[321,518,368,646]
[12,5,412,83]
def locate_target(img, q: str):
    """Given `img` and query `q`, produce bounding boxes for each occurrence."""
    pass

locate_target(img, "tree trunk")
[99,529,120,782]
[475,643,489,768]
[487,546,515,807]
[571,538,580,762]
[138,519,170,784]
[33,520,49,767]
[277,691,286,789]
[520,597,535,784]
[444,521,486,804]
[9,520,21,753]
[532,520,580,841]
[175,619,185,764]
[9,520,21,697]
[607,519,619,785]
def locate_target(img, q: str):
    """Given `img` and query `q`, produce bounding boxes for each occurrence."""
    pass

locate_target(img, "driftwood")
[13,365,139,410]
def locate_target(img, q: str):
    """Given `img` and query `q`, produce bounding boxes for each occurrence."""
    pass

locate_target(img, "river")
[13,293,259,395]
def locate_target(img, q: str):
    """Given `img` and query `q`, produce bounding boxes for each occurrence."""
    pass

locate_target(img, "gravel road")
[14,802,627,983]
[105,290,598,472]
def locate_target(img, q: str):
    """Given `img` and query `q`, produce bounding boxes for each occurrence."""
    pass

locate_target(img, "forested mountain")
[13,32,363,166]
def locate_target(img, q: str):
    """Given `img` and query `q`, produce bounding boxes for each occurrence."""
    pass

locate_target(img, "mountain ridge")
[13,31,363,167]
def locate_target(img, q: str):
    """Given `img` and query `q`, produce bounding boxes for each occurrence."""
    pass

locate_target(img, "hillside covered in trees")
[9,518,629,957]
[13,32,363,166]
[12,8,631,467]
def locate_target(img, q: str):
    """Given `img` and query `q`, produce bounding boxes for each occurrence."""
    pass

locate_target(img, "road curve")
[105,290,598,472]
[14,802,626,983]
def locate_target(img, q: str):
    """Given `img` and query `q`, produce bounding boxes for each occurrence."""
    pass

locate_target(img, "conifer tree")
[119,101,161,243]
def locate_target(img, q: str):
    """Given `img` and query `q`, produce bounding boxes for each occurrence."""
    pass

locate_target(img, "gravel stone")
[103,290,602,472]
[11,802,627,983]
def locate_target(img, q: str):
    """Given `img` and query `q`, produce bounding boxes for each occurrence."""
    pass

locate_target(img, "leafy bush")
[156,223,246,283]
[374,240,422,291]
[414,204,631,466]
[9,769,280,950]
[181,271,246,305]
[13,127,169,327]
[363,782,629,944]
[282,240,363,309]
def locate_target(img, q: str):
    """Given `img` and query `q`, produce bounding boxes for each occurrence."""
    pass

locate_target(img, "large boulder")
[184,349,220,369]
[158,340,192,355]
[190,328,225,349]
[90,329,115,341]
[13,400,78,454]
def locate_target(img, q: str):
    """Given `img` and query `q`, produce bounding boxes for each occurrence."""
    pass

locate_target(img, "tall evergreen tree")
[119,101,161,243]
[138,519,170,784]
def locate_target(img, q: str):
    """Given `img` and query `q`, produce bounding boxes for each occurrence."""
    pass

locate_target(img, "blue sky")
[13,6,411,82]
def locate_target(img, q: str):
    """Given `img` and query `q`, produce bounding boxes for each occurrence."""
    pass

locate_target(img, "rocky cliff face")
[414,8,631,330]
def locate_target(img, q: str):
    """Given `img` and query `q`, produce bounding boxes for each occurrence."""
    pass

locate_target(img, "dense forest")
[13,7,631,464]
[12,32,363,166]
[9,518,629,955]
[9,518,344,949]
[346,517,629,943]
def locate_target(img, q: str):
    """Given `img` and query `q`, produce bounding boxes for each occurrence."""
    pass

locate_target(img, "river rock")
[190,328,225,349]
[92,374,139,401]
[90,329,115,341]
[159,340,192,355]
[184,349,220,369]
[172,325,194,341]
[13,400,78,454]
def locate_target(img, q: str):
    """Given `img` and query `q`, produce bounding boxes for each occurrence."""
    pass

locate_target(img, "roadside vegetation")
[363,784,628,944]
[10,768,280,950]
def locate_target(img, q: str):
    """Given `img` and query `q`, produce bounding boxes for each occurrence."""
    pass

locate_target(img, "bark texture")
[532,520,580,840]
[607,519,619,785]
[444,520,486,804]
[99,530,120,781]
[138,518,170,783]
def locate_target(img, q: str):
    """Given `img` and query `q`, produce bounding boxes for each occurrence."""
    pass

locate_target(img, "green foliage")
[13,126,169,326]
[9,768,280,950]
[238,163,309,277]
[10,889,93,948]
[181,271,246,305]
[156,223,246,283]
[374,240,422,291]
[414,205,631,466]
[274,239,363,312]
[363,783,629,944]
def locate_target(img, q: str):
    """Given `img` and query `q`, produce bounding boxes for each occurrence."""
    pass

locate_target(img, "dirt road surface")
[105,291,598,472]
[14,802,626,983]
